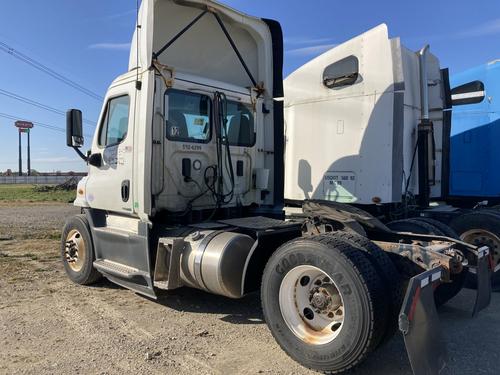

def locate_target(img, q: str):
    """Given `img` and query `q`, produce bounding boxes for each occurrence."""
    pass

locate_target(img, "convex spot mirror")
[323,55,359,89]
[66,109,84,148]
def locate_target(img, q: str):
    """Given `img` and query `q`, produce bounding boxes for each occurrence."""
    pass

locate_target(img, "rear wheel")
[328,231,402,346]
[411,217,459,238]
[61,215,101,285]
[450,210,500,289]
[387,218,466,305]
[386,218,444,235]
[261,233,388,373]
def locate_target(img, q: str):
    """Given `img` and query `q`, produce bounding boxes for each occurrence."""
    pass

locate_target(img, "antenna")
[135,0,141,90]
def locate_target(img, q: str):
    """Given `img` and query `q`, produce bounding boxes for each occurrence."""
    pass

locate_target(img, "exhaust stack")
[419,44,430,120]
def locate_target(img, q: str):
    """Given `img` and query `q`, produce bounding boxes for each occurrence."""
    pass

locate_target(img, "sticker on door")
[322,171,357,203]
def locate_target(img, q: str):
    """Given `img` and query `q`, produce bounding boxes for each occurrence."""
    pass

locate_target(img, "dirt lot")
[0,203,499,375]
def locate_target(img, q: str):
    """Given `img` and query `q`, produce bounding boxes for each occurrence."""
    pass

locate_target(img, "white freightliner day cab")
[62,2,492,374]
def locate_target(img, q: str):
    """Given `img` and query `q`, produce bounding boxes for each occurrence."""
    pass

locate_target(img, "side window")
[165,89,211,143]
[98,95,130,146]
[323,55,359,89]
[451,80,485,106]
[225,101,255,147]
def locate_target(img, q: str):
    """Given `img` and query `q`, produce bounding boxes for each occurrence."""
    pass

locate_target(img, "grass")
[0,184,75,203]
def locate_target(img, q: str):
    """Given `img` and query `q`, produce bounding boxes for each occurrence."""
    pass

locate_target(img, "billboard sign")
[15,121,34,129]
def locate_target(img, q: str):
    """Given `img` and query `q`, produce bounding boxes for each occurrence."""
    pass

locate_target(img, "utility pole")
[14,121,34,176]
[18,130,22,176]
[27,129,31,176]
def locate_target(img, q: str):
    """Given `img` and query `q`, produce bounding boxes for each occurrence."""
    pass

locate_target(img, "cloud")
[285,36,336,46]
[88,42,131,51]
[286,43,338,57]
[413,17,500,43]
[456,17,500,38]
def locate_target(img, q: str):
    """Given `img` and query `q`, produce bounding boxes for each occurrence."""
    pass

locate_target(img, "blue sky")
[0,0,498,172]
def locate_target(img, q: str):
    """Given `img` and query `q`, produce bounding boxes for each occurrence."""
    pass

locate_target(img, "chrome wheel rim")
[279,265,345,345]
[461,229,500,270]
[64,229,86,272]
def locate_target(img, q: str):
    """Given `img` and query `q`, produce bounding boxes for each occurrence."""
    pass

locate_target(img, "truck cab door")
[85,79,136,214]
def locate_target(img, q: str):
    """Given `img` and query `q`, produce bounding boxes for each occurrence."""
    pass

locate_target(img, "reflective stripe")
[451,91,485,100]
[478,246,490,258]
[421,277,430,288]
[431,271,441,282]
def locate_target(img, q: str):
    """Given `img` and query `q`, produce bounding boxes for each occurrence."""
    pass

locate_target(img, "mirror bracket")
[73,147,88,162]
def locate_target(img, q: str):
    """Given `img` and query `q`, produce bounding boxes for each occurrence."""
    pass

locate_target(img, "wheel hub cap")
[461,229,500,269]
[64,229,86,272]
[279,265,345,345]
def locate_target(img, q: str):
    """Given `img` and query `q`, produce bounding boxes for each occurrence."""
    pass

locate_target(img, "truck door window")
[323,55,359,89]
[226,100,255,147]
[451,80,485,106]
[165,89,211,143]
[98,95,130,147]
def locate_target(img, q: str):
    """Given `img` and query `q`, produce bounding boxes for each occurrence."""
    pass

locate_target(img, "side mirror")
[66,109,84,148]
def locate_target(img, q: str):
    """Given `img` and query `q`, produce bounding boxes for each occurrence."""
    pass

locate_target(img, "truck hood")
[129,0,277,92]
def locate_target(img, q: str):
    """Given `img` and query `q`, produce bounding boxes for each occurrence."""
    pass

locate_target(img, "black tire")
[387,218,466,306]
[61,215,101,285]
[387,218,445,235]
[411,217,459,238]
[329,231,402,346]
[450,210,500,289]
[261,233,388,373]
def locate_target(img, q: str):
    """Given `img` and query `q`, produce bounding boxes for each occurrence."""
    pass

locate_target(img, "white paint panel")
[284,24,397,204]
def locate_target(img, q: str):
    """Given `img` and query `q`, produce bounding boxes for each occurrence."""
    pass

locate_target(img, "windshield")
[225,100,255,147]
[165,89,211,143]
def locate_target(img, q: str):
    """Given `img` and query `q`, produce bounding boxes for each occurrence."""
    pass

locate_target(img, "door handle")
[121,180,130,202]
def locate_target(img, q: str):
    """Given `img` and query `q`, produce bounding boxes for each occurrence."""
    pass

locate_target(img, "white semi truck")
[284,24,500,285]
[62,1,491,374]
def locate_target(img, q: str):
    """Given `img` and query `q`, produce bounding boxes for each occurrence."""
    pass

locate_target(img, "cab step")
[93,259,146,280]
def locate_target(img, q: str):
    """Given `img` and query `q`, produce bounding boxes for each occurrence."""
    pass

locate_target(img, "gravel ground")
[0,203,499,374]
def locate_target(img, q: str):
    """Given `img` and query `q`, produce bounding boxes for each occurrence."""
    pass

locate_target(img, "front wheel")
[61,215,101,285]
[261,234,388,373]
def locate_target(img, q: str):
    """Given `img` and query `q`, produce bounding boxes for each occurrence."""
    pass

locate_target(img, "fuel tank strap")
[193,230,226,291]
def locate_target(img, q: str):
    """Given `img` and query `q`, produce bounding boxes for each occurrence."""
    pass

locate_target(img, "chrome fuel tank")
[180,230,255,298]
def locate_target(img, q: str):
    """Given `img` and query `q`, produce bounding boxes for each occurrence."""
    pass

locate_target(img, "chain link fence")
[0,175,85,185]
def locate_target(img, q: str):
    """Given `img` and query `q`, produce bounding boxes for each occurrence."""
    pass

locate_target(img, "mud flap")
[399,267,447,375]
[471,246,492,317]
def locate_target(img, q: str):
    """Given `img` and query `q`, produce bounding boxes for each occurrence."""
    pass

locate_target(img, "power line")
[0,88,96,127]
[0,40,103,101]
[0,112,93,138]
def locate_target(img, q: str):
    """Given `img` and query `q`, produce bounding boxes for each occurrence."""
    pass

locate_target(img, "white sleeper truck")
[62,2,491,374]
[284,24,500,287]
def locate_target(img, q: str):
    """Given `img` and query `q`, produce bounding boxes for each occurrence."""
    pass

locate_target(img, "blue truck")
[449,60,500,201]
[440,60,500,284]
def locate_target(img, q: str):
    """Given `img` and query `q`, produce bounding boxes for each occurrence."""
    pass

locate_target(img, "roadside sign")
[15,120,34,129]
